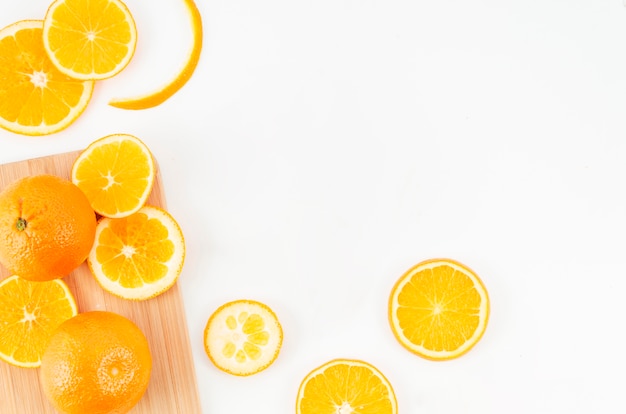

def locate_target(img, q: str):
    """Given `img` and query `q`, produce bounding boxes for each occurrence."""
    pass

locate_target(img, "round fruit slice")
[88,205,185,300]
[43,0,137,80]
[204,299,283,376]
[109,0,203,109]
[388,258,490,360]
[0,275,78,368]
[71,134,155,219]
[0,20,94,136]
[296,359,398,414]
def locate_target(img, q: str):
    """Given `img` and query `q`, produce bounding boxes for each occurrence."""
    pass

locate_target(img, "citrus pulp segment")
[204,299,283,376]
[71,133,155,218]
[0,276,78,368]
[87,205,185,300]
[109,0,203,109]
[43,0,137,80]
[0,20,94,136]
[388,258,490,360]
[296,358,398,414]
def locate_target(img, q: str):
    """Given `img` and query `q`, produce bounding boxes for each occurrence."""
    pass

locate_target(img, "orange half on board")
[87,205,185,300]
[71,134,155,219]
[0,276,78,368]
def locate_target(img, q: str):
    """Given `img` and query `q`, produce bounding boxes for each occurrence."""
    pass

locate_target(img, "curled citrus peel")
[108,0,202,110]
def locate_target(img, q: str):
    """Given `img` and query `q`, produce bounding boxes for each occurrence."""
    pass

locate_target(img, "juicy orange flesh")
[396,265,481,352]
[0,278,75,364]
[0,25,89,126]
[222,311,270,363]
[74,140,152,215]
[300,364,395,414]
[95,212,175,288]
[46,0,133,75]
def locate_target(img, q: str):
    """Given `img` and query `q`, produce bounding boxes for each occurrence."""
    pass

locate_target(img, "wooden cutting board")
[0,151,202,413]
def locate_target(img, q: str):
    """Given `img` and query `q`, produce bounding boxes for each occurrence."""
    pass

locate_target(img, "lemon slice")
[204,299,283,376]
[388,258,490,360]
[109,0,202,109]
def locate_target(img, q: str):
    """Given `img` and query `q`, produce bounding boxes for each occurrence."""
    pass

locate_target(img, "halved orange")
[43,0,138,80]
[87,205,185,300]
[204,299,283,376]
[71,134,155,219]
[0,275,78,368]
[0,20,94,136]
[388,258,490,360]
[109,0,203,109]
[296,359,398,414]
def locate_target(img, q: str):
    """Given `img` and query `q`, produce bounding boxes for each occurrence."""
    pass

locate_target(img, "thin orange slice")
[388,258,490,360]
[204,299,283,376]
[109,0,202,109]
[0,275,78,368]
[0,20,94,136]
[71,134,155,219]
[87,205,185,300]
[43,0,137,80]
[296,359,398,414]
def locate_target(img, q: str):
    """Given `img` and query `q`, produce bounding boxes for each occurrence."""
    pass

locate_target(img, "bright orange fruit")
[40,311,152,414]
[296,359,398,414]
[0,20,94,136]
[0,174,96,282]
[43,0,137,80]
[0,275,78,368]
[388,258,490,360]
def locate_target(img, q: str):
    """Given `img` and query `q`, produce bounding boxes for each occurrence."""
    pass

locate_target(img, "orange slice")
[388,258,490,360]
[43,0,137,80]
[204,299,283,376]
[109,0,202,109]
[87,205,185,300]
[71,134,155,219]
[0,275,78,368]
[296,359,398,414]
[0,20,94,136]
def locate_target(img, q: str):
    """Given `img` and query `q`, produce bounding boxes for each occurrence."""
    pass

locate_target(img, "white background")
[2,0,626,412]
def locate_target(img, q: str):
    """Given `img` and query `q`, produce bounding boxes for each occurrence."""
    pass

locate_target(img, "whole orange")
[0,174,96,281]
[40,311,152,414]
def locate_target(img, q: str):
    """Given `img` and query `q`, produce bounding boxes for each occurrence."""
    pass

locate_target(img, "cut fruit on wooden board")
[0,150,201,413]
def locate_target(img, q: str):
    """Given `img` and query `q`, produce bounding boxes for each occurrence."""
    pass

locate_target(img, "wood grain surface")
[0,151,202,413]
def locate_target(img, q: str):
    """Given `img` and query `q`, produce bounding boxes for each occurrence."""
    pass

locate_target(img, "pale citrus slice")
[204,299,283,376]
[87,205,185,300]
[388,258,490,360]
[109,0,202,109]
[43,0,137,80]
[296,359,398,414]
[71,134,155,219]
[0,20,94,136]
[0,275,78,368]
